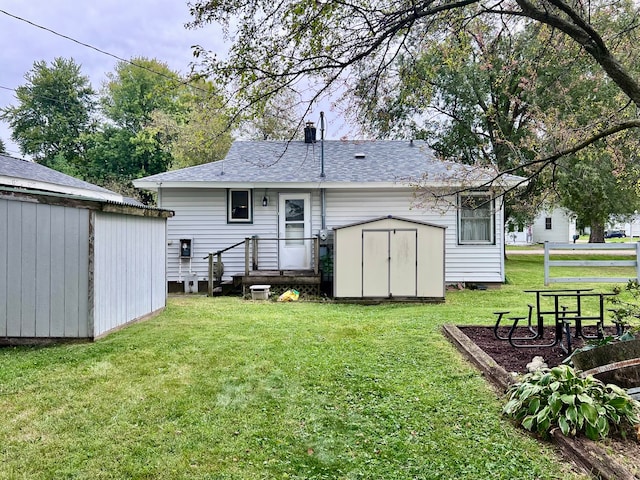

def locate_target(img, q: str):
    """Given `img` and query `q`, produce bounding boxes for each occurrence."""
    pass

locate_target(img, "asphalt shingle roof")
[136,140,520,186]
[0,154,116,195]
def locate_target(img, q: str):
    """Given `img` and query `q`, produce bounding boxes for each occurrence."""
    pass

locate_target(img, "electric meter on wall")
[179,238,193,258]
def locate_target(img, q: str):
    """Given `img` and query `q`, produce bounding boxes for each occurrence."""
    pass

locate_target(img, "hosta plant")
[503,365,640,440]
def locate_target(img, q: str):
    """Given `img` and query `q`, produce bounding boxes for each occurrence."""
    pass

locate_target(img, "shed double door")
[362,229,417,297]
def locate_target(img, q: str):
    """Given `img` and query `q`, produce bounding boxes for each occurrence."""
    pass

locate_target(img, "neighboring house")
[0,154,173,344]
[134,136,523,295]
[531,208,576,244]
[505,208,576,245]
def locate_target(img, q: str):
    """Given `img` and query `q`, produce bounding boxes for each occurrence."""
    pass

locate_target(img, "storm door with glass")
[278,193,311,269]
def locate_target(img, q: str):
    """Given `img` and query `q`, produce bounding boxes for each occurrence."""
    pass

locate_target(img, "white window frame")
[227,189,253,223]
[458,192,495,245]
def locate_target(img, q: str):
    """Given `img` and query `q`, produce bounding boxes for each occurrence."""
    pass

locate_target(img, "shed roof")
[0,154,122,202]
[333,215,447,231]
[134,140,524,190]
[0,154,171,216]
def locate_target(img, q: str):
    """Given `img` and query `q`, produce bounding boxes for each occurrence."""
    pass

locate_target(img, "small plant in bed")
[503,365,640,440]
[608,279,640,338]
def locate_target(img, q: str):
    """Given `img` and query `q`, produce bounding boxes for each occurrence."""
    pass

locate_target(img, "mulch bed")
[458,325,615,373]
[449,324,640,479]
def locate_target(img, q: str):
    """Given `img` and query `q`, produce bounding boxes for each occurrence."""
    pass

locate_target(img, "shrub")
[503,365,640,440]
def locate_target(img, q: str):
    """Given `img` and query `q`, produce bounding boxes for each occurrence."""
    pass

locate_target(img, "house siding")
[93,212,167,337]
[161,188,323,283]
[324,189,504,284]
[160,187,505,284]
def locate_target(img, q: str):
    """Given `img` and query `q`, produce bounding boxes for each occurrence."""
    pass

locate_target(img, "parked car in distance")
[605,230,626,238]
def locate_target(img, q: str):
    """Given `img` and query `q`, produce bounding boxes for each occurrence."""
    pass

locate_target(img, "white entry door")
[278,193,311,269]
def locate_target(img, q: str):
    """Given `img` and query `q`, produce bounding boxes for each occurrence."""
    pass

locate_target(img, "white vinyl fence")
[544,242,640,286]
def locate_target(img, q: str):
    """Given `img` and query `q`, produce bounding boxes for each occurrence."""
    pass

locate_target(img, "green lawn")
[2,257,624,479]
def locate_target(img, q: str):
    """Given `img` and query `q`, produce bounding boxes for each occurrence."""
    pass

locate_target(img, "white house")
[506,208,577,244]
[134,137,523,295]
[0,154,173,344]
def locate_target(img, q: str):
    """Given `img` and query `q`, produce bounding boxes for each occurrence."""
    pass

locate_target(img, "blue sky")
[0,1,348,159]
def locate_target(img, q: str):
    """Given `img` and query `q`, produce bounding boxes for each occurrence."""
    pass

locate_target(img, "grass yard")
[3,255,631,479]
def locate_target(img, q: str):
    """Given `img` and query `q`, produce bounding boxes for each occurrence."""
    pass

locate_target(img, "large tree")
[86,57,188,193]
[0,57,96,169]
[355,19,554,226]
[187,0,640,178]
[147,79,233,169]
[557,145,640,242]
[101,57,185,133]
[355,9,640,239]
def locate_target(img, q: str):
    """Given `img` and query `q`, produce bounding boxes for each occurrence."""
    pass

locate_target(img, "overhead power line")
[0,8,210,96]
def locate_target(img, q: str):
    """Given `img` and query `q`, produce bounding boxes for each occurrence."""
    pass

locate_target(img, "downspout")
[320,111,326,229]
[157,182,163,208]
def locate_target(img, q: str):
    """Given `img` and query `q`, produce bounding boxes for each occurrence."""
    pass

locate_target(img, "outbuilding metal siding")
[0,199,90,338]
[92,212,167,338]
[0,194,170,342]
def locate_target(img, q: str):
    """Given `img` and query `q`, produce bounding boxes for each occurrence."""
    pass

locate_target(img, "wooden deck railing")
[206,236,320,296]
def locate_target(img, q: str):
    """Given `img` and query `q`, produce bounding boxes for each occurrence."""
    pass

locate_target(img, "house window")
[545,217,552,230]
[227,189,252,223]
[458,192,495,244]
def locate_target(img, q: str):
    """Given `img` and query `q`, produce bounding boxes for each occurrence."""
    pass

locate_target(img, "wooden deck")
[233,270,322,296]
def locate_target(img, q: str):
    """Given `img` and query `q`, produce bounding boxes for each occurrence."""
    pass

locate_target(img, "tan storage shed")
[333,216,445,301]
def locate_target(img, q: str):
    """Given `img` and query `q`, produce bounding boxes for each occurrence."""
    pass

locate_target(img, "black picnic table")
[493,288,618,354]
[542,291,617,353]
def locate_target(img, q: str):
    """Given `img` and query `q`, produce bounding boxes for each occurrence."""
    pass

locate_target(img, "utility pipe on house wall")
[320,111,326,229]
[320,111,325,178]
[321,188,326,230]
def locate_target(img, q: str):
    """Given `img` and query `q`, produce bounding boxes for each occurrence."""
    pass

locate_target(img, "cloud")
[0,0,226,156]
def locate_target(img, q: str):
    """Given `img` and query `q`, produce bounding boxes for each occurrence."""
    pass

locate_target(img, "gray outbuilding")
[333,216,445,301]
[0,154,173,344]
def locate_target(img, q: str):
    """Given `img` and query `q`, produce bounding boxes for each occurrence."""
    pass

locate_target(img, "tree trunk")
[589,222,605,243]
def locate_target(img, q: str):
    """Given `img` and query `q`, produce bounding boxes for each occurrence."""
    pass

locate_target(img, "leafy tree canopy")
[101,57,185,133]
[188,0,640,175]
[147,78,234,169]
[0,57,96,168]
[2,55,234,202]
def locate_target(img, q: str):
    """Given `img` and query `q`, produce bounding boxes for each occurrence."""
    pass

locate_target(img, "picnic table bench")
[493,288,620,354]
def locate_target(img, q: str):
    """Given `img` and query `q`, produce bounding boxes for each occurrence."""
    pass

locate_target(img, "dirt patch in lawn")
[449,325,640,479]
